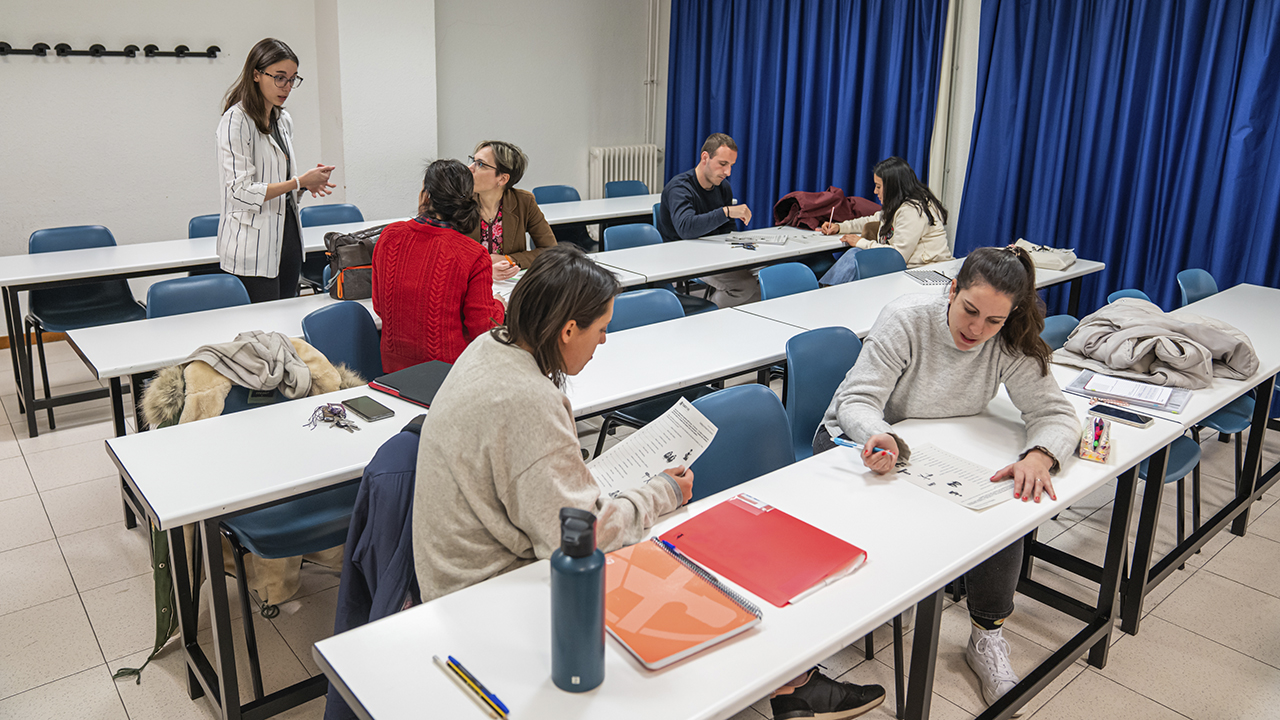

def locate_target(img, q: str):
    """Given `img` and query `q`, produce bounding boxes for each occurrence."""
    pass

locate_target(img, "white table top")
[67,295,378,380]
[105,387,426,530]
[313,384,1181,720]
[592,227,846,284]
[563,308,803,418]
[737,258,1106,335]
[540,194,662,225]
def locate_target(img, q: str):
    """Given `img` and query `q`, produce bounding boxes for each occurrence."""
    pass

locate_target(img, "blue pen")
[447,655,509,715]
[831,436,897,459]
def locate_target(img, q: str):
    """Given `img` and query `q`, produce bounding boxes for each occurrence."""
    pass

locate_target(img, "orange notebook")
[659,493,867,608]
[605,538,762,669]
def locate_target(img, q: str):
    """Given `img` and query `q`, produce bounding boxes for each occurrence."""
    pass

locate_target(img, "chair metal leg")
[31,322,55,430]
[1176,478,1186,570]
[892,613,905,719]
[863,631,874,660]
[594,415,617,459]
[1234,432,1244,487]
[221,526,266,700]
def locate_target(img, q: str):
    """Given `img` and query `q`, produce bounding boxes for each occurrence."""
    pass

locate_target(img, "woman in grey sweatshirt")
[818,245,1079,714]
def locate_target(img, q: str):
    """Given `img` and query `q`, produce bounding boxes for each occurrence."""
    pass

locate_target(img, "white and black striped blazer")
[215,103,302,277]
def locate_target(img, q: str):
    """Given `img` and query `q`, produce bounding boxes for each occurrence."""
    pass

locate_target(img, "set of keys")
[305,403,362,433]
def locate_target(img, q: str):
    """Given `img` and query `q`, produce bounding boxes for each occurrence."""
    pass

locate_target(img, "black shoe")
[770,670,886,720]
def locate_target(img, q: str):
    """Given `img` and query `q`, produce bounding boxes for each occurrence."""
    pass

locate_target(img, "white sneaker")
[965,625,1022,717]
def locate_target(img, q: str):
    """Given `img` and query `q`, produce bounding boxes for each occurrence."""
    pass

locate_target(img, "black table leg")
[1230,377,1274,536]
[1067,278,1082,317]
[904,588,945,720]
[1090,464,1139,667]
[202,517,243,720]
[1120,447,1168,635]
[3,289,23,412]
[168,525,206,701]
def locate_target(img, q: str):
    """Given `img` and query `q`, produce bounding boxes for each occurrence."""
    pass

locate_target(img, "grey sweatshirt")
[413,332,682,604]
[822,293,1079,466]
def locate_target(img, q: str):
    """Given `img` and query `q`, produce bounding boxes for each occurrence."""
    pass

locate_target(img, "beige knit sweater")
[835,200,953,267]
[413,332,682,603]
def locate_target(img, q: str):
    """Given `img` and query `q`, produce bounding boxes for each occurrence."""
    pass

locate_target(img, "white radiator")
[587,144,664,199]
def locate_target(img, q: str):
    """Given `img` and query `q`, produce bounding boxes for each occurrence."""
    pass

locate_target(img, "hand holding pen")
[832,433,899,474]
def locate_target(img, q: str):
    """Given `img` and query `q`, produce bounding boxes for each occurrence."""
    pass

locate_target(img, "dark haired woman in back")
[817,245,1078,714]
[411,245,694,604]
[373,159,507,372]
[217,38,336,302]
[818,156,952,284]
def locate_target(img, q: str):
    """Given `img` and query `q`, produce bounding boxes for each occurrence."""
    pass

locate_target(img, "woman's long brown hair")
[954,245,1052,375]
[223,38,298,135]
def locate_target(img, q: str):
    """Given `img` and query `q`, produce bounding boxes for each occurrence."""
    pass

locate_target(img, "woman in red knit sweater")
[373,159,506,372]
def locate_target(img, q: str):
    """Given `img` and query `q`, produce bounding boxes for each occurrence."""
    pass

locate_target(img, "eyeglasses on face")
[468,155,498,173]
[260,71,303,89]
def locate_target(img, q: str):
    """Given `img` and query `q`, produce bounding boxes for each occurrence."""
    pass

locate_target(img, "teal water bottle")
[550,507,605,692]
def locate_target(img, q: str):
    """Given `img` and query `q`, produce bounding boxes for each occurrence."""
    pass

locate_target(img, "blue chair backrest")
[1040,314,1079,351]
[604,180,649,198]
[146,275,251,319]
[189,214,220,238]
[30,225,115,254]
[603,223,662,252]
[607,289,684,333]
[652,202,661,227]
[300,204,364,228]
[28,226,139,314]
[1177,269,1218,307]
[532,185,581,205]
[853,246,908,280]
[302,301,384,381]
[758,262,818,301]
[689,385,795,502]
[1107,288,1151,304]
[785,327,862,461]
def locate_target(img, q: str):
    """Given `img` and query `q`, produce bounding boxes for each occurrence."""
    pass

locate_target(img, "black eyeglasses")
[468,155,497,172]
[261,72,304,89]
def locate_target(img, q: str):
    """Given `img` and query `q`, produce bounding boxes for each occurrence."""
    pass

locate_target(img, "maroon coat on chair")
[772,186,881,230]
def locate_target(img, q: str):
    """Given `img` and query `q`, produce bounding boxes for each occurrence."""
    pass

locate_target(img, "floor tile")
[0,493,54,553]
[14,415,114,455]
[57,523,152,592]
[1098,616,1280,720]
[1025,668,1187,720]
[81,573,162,663]
[0,595,104,699]
[2,380,108,424]
[1247,501,1280,543]
[39,475,123,537]
[194,610,310,707]
[1199,532,1280,598]
[0,456,36,502]
[1152,570,1280,669]
[0,539,77,617]
[24,438,119,493]
[727,704,767,720]
[0,663,127,720]
[270,586,339,675]
[0,423,22,461]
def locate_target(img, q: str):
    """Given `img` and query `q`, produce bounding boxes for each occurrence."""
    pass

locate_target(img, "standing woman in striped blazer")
[217,38,336,302]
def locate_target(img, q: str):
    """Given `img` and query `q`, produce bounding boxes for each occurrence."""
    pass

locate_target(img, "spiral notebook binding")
[651,538,763,618]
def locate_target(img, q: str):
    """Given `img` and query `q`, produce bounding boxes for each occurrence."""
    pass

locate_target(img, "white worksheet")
[492,269,526,302]
[1083,374,1172,405]
[892,444,1012,511]
[587,398,718,497]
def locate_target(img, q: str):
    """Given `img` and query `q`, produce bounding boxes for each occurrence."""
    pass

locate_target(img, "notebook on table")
[659,493,867,608]
[605,538,762,669]
[905,269,952,285]
[368,360,452,408]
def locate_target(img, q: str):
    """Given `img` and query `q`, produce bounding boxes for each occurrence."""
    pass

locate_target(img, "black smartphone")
[1088,404,1154,428]
[342,396,395,422]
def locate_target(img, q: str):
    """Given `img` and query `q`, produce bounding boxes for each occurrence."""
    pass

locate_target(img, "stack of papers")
[1064,370,1191,413]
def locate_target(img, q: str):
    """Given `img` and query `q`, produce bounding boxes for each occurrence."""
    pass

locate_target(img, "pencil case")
[1078,417,1111,463]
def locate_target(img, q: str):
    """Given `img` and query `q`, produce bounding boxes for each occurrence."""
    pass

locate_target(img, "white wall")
[939,0,983,245]
[434,0,653,195]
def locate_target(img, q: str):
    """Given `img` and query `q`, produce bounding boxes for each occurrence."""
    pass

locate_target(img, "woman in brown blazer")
[467,140,558,277]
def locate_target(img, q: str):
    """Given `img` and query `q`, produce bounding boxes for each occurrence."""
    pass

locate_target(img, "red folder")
[659,493,867,608]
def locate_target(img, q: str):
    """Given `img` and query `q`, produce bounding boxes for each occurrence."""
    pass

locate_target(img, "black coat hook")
[0,41,217,59]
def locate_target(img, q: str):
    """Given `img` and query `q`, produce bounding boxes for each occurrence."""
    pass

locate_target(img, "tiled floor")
[2,340,1278,720]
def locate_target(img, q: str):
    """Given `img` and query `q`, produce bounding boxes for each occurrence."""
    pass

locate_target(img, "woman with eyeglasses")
[465,140,558,282]
[216,38,337,302]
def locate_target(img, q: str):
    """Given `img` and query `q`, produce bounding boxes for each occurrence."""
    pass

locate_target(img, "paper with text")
[492,269,526,302]
[1083,374,1172,406]
[892,444,1011,510]
[588,398,718,497]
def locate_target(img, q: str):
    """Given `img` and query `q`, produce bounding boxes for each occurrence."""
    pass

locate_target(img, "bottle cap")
[559,507,597,558]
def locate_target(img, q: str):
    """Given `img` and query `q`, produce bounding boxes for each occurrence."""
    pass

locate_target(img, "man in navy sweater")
[656,133,759,306]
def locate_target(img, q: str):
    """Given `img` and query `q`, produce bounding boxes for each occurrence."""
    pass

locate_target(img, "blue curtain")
[665,0,949,227]
[957,0,1280,314]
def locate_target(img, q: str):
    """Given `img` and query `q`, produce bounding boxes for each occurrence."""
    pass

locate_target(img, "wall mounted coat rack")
[0,42,219,58]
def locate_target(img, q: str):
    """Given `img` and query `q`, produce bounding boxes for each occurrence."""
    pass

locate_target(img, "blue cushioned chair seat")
[1199,395,1254,435]
[1138,436,1201,483]
[29,289,146,331]
[221,482,360,559]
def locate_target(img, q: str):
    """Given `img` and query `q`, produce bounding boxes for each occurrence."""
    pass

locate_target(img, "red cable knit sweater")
[372,219,505,372]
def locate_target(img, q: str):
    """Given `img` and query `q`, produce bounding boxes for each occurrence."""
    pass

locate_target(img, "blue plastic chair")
[302,301,384,382]
[299,204,365,292]
[1040,315,1079,351]
[24,226,147,429]
[145,275,251,319]
[602,224,717,317]
[688,385,794,502]
[604,180,650,198]
[532,185,581,205]
[1107,288,1151,303]
[785,328,862,461]
[1177,269,1218,307]
[652,202,661,227]
[593,289,716,458]
[758,263,818,301]
[188,214,220,238]
[853,246,907,280]
[1137,435,1203,561]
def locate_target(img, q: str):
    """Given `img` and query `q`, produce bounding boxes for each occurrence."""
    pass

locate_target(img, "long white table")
[592,227,846,284]
[540,193,661,224]
[311,384,1174,720]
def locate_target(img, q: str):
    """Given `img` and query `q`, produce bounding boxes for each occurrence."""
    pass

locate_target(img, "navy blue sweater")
[656,168,736,242]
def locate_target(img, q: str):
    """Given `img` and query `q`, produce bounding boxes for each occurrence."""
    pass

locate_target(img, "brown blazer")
[466,188,558,268]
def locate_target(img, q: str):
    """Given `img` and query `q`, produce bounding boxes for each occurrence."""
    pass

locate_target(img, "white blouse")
[215,103,301,277]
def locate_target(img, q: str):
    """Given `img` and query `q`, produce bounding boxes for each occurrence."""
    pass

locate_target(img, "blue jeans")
[819,247,862,285]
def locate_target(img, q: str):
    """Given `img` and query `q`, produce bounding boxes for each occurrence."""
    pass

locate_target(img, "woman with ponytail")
[372,159,506,372]
[816,245,1078,713]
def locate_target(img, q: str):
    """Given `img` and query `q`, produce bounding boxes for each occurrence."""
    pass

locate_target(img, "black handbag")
[324,224,389,299]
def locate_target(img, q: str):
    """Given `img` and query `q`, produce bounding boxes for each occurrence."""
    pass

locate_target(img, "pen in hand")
[831,436,897,459]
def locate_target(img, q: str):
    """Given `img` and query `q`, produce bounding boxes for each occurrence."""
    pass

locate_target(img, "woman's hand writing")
[861,433,899,475]
[663,466,694,505]
[819,221,842,235]
[490,256,520,281]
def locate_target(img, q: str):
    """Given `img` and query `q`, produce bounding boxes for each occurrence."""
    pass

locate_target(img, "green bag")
[112,523,178,683]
